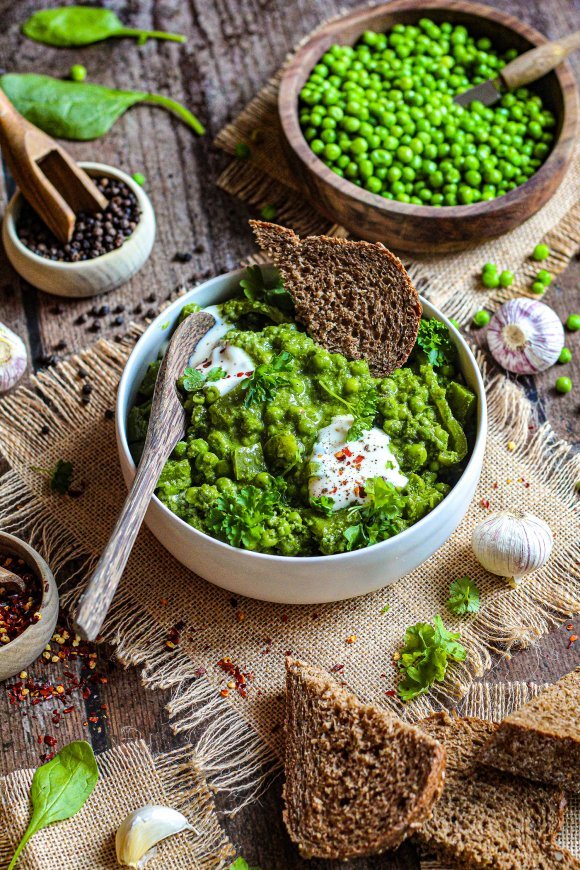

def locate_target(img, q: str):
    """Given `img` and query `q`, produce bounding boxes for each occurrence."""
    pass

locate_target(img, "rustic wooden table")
[0,1,578,867]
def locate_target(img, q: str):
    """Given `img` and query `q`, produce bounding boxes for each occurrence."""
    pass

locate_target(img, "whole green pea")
[558,347,572,364]
[531,281,545,295]
[498,270,514,287]
[555,376,572,394]
[472,310,491,327]
[566,314,580,331]
[69,64,87,82]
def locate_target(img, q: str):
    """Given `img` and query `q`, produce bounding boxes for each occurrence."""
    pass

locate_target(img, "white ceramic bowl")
[116,267,487,604]
[2,162,156,298]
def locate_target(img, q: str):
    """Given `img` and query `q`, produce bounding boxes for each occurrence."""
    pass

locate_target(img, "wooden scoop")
[73,311,215,642]
[0,565,26,594]
[0,90,107,243]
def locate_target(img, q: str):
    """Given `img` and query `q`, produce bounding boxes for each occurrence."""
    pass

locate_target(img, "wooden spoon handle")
[73,449,169,641]
[501,31,580,90]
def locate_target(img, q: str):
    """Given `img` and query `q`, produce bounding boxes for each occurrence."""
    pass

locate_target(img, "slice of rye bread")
[415,712,575,870]
[283,658,446,861]
[249,221,422,376]
[479,667,580,793]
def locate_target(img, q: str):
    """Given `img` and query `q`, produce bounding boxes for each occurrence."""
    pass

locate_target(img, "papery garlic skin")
[0,324,27,392]
[487,299,564,375]
[116,805,194,868]
[472,511,553,586]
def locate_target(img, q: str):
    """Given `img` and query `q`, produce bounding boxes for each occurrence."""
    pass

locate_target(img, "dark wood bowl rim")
[279,0,578,220]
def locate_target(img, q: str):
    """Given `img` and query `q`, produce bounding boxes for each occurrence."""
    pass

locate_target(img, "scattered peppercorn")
[40,424,50,435]
[75,314,87,325]
[145,308,156,318]
[173,251,193,263]
[17,176,140,262]
[558,347,572,364]
[565,314,580,331]
[89,320,101,333]
[555,376,572,394]
[81,383,92,395]
[532,243,549,261]
[146,293,157,303]
[113,315,125,326]
[473,310,491,327]
[104,408,115,420]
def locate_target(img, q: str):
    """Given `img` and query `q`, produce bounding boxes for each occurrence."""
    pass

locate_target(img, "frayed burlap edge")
[0,740,235,869]
[0,334,578,808]
[421,680,580,867]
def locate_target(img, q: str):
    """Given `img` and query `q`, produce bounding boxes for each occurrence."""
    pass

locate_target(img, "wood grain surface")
[0,1,578,867]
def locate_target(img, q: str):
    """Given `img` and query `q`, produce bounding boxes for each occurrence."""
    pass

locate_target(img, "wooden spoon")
[0,565,26,594]
[0,90,107,244]
[73,311,216,641]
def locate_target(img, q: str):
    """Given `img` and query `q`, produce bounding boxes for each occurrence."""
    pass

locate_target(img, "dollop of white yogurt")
[308,414,408,512]
[196,342,255,396]
[188,305,233,367]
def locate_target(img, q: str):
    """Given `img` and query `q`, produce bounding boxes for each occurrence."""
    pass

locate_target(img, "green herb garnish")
[416,318,456,368]
[242,351,293,407]
[447,576,480,615]
[32,459,74,495]
[240,265,294,313]
[380,604,391,614]
[310,495,335,516]
[397,615,467,702]
[206,485,281,550]
[0,74,204,141]
[22,7,186,47]
[344,477,406,550]
[228,859,261,870]
[181,366,226,392]
[319,380,378,441]
[8,741,98,870]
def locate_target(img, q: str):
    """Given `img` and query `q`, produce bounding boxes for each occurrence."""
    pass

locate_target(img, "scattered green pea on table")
[558,347,572,364]
[69,64,87,82]
[555,376,572,394]
[566,314,580,331]
[473,310,491,327]
[532,243,550,261]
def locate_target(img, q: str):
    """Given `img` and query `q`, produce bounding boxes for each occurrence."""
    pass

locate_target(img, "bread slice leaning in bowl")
[283,658,446,861]
[479,666,580,793]
[250,221,422,377]
[415,712,577,869]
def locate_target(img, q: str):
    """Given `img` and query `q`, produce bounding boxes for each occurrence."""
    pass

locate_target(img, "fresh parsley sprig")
[416,318,456,368]
[319,380,378,441]
[240,265,294,313]
[310,495,335,516]
[397,615,467,701]
[181,366,226,392]
[447,576,480,615]
[206,485,281,550]
[241,351,293,407]
[344,477,405,550]
[31,459,74,494]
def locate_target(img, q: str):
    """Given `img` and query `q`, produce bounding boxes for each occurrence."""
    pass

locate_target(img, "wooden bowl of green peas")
[278,0,578,253]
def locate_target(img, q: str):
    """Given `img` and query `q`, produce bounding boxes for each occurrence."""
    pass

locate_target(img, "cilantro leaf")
[240,265,294,313]
[181,366,226,393]
[416,318,456,368]
[447,576,480,615]
[310,495,335,516]
[344,477,406,550]
[32,459,74,495]
[206,485,281,550]
[397,614,467,701]
[242,351,293,407]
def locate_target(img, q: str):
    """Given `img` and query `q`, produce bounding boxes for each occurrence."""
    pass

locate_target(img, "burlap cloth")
[423,680,580,866]
[214,40,580,323]
[0,323,578,806]
[0,740,234,869]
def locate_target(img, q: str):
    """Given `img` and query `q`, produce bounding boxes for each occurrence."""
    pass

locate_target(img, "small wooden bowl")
[2,162,156,298]
[0,532,59,682]
[279,0,578,253]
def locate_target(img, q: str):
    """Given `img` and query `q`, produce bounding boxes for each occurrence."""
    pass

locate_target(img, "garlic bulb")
[0,323,27,392]
[487,298,564,375]
[472,511,553,587]
[116,805,194,868]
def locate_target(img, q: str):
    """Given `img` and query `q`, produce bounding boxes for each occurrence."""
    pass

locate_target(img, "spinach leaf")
[22,6,186,47]
[0,74,204,141]
[8,741,98,869]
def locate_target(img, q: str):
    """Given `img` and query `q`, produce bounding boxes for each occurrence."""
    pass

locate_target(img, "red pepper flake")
[44,734,57,747]
[385,689,396,697]
[480,498,490,509]
[194,666,207,677]
[63,706,75,714]
[329,663,345,673]
[566,624,574,631]
[216,657,253,698]
[334,449,346,461]
[567,635,577,649]
[281,614,288,624]
[342,447,353,458]
[492,482,498,489]
[88,715,99,724]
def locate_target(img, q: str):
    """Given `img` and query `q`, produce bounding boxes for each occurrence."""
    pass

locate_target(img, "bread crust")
[250,221,422,376]
[283,658,446,861]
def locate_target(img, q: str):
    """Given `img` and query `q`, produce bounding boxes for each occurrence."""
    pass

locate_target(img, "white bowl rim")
[116,266,487,564]
[3,161,153,270]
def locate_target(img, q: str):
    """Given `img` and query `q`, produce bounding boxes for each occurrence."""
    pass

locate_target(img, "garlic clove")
[0,323,27,393]
[472,511,553,586]
[487,299,564,375]
[116,804,195,868]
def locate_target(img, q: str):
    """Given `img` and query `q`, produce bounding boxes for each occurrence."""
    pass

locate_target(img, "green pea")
[555,376,572,394]
[482,271,499,288]
[531,281,545,295]
[498,270,514,287]
[536,269,552,286]
[472,310,491,327]
[260,204,277,220]
[558,347,572,364]
[566,314,580,331]
[532,243,549,261]
[69,64,87,82]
